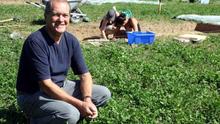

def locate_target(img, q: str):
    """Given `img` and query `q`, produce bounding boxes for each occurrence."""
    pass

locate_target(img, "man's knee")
[102,86,111,101]
[92,85,111,107]
[56,101,81,123]
[36,101,81,124]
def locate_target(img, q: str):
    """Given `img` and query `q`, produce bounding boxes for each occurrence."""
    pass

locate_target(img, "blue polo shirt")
[16,27,88,94]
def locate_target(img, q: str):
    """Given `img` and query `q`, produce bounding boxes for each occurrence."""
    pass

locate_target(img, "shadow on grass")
[217,82,220,94]
[0,104,26,124]
[82,36,101,41]
[32,19,45,25]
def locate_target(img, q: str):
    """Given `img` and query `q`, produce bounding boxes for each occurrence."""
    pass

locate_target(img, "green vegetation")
[0,2,220,123]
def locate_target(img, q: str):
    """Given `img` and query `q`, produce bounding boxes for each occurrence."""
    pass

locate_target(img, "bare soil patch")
[67,20,199,41]
[0,0,38,4]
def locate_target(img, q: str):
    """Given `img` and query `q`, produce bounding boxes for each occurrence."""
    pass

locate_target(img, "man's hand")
[79,72,97,119]
[80,98,98,119]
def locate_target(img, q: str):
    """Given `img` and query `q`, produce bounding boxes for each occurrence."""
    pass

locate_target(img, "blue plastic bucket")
[127,31,155,45]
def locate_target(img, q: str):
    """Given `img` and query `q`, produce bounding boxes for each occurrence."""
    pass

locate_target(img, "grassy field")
[0,2,220,124]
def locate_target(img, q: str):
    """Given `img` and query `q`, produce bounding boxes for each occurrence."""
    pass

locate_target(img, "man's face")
[46,1,70,35]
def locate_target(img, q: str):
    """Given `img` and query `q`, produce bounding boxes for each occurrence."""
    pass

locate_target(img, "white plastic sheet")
[83,0,160,5]
[200,0,209,4]
[175,14,220,25]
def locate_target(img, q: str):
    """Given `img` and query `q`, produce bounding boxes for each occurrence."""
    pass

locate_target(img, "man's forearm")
[80,72,93,100]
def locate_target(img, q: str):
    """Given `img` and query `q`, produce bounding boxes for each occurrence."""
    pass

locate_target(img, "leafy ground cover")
[0,2,220,124]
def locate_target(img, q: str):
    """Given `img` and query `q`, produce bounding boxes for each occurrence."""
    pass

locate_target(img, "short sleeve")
[25,37,51,81]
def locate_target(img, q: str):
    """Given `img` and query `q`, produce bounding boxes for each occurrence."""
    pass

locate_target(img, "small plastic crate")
[127,31,155,45]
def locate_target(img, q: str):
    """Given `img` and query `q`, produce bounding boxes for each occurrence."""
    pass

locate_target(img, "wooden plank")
[195,23,220,33]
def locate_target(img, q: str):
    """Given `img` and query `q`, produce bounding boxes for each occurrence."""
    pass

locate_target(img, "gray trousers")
[17,80,111,124]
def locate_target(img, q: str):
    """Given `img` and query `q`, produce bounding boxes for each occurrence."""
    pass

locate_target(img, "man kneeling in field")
[16,0,111,123]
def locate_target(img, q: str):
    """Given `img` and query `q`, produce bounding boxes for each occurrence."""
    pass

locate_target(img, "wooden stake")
[0,18,14,23]
[158,0,162,14]
[0,17,20,23]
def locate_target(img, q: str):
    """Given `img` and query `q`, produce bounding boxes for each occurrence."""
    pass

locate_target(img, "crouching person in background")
[113,10,141,39]
[99,7,120,40]
[16,0,111,123]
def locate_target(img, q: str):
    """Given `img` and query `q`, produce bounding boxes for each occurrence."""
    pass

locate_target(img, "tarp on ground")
[175,14,220,25]
[82,0,160,5]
